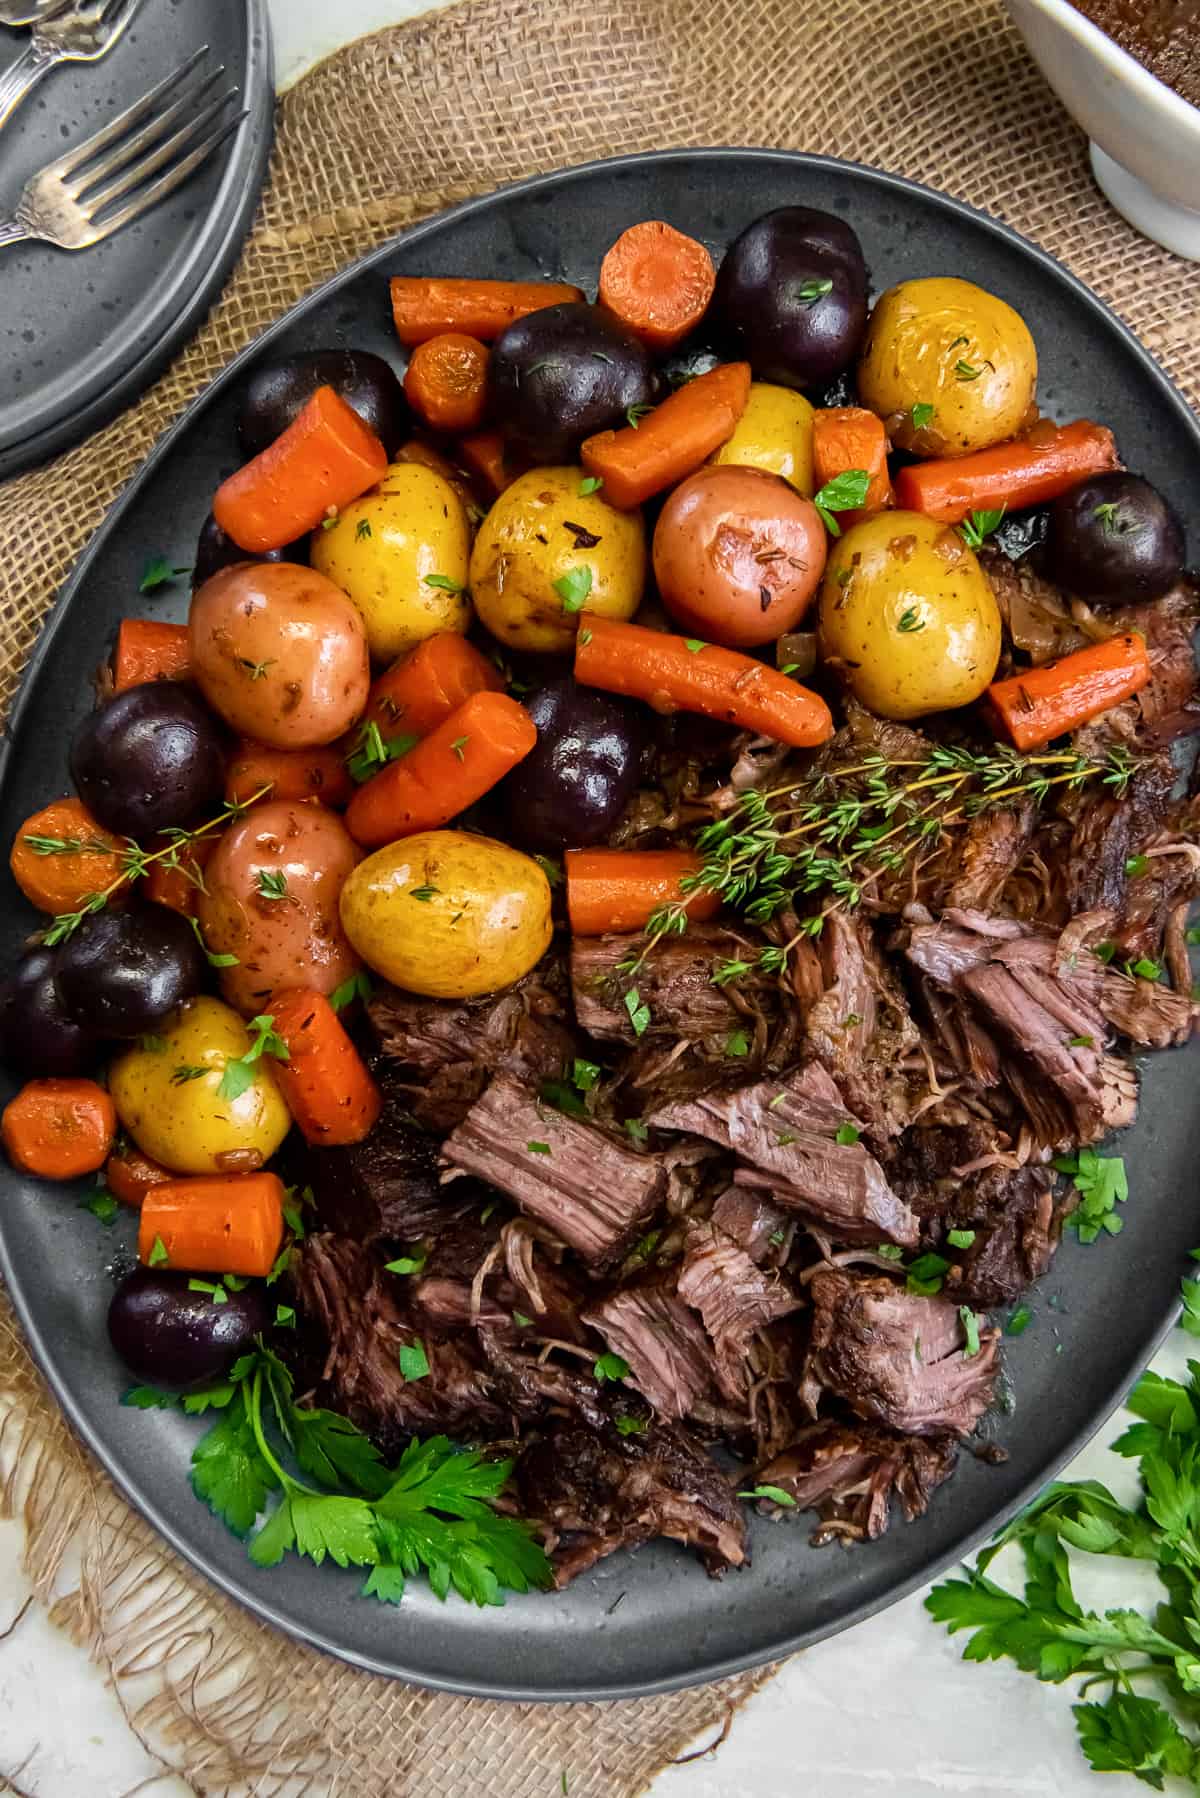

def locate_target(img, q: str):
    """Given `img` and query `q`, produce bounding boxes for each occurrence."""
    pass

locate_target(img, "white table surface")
[0,4,1178,1793]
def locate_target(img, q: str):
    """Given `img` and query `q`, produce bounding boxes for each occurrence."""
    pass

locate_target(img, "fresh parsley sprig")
[928,1267,1200,1786]
[127,1347,552,1606]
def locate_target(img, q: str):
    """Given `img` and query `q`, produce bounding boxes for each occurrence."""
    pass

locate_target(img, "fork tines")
[55,48,244,230]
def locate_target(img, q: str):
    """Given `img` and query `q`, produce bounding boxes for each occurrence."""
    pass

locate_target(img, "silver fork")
[0,1,74,25]
[0,0,143,134]
[0,50,243,254]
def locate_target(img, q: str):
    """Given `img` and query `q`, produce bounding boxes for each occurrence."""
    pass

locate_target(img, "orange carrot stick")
[213,386,388,554]
[112,620,191,693]
[266,989,382,1145]
[597,221,716,353]
[580,363,752,509]
[138,1172,285,1279]
[893,420,1119,524]
[574,615,833,748]
[346,689,537,848]
[105,1145,173,1208]
[225,741,353,811]
[457,428,521,497]
[389,277,585,346]
[404,333,490,434]
[986,633,1151,751]
[366,633,505,739]
[9,798,127,916]
[566,848,721,936]
[143,832,217,918]
[812,407,892,521]
[2,1079,116,1180]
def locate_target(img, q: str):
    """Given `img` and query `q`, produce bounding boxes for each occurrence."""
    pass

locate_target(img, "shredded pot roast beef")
[279,559,1198,1585]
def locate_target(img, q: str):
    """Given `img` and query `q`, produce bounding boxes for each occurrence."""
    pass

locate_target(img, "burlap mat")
[0,0,1196,1791]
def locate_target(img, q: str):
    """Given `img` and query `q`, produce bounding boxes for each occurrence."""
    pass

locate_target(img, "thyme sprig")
[41,786,271,947]
[618,743,1137,978]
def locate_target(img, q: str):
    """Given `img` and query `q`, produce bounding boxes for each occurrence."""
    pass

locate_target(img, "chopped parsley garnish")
[578,475,603,496]
[423,573,464,592]
[139,555,189,593]
[897,606,925,633]
[625,403,653,429]
[80,1186,119,1225]
[1007,1305,1033,1335]
[959,507,1006,549]
[1054,1149,1128,1243]
[554,565,593,613]
[947,1228,977,1249]
[526,1140,552,1155]
[834,1122,861,1146]
[725,1028,750,1057]
[906,1252,951,1296]
[330,970,374,1012]
[593,1352,630,1384]
[738,1484,797,1506]
[814,468,870,536]
[624,988,650,1037]
[911,402,936,430]
[959,1307,982,1357]
[147,1235,170,1267]
[397,1342,430,1382]
[409,885,439,902]
[384,1254,427,1277]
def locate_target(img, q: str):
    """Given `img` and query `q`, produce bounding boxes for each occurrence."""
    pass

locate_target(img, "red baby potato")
[651,464,827,647]
[189,562,370,748]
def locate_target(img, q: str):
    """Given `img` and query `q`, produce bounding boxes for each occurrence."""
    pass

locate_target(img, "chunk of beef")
[570,926,767,1046]
[677,1222,802,1402]
[804,912,921,1138]
[804,1269,999,1438]
[410,1277,512,1331]
[907,914,1142,1148]
[711,1186,791,1263]
[647,1063,919,1247]
[368,965,576,1131]
[1123,580,1200,743]
[1060,754,1175,920]
[953,1170,1056,1308]
[983,550,1086,663]
[301,1079,477,1243]
[581,1284,717,1419]
[755,1420,957,1540]
[945,804,1036,912]
[516,1415,747,1583]
[804,910,875,1080]
[442,1074,665,1268]
[291,1234,505,1457]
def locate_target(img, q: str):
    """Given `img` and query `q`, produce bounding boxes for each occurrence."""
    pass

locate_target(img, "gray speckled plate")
[0,150,1197,1699]
[0,0,273,477]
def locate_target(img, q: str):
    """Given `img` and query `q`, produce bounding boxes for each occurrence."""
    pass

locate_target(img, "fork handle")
[0,37,58,135]
[0,217,30,252]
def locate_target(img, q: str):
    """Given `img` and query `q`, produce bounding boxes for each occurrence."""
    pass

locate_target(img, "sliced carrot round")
[598,221,716,352]
[10,798,128,916]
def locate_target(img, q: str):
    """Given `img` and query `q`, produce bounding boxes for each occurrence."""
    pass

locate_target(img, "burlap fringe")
[0,1312,336,1796]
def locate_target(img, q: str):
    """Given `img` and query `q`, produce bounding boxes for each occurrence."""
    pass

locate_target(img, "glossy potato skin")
[653,465,826,647]
[714,207,869,389]
[237,349,408,459]
[819,511,1002,719]
[858,278,1037,458]
[470,466,646,654]
[340,829,552,998]
[109,995,291,1175]
[502,678,648,852]
[310,463,471,662]
[192,513,305,592]
[70,683,226,838]
[0,947,95,1078]
[488,303,659,461]
[54,900,205,1039]
[188,562,370,748]
[108,1266,270,1388]
[710,381,816,495]
[197,800,362,1016]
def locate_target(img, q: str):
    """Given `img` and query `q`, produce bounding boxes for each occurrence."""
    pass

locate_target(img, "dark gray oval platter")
[0,0,273,478]
[0,149,1196,1701]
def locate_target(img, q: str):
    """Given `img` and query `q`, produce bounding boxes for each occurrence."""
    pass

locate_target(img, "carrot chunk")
[112,620,191,692]
[404,333,490,434]
[580,363,751,509]
[457,429,521,498]
[812,407,892,521]
[143,832,217,918]
[893,420,1119,525]
[566,848,721,936]
[224,741,353,811]
[346,689,537,848]
[106,1146,173,1208]
[213,385,388,554]
[598,221,716,352]
[574,615,832,748]
[365,633,505,740]
[138,1172,285,1278]
[3,1079,116,1180]
[267,989,382,1145]
[389,277,584,346]
[987,633,1151,751]
[10,798,127,916]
